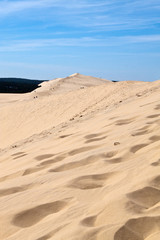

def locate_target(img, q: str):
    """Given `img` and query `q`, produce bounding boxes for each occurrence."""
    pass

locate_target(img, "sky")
[0,0,160,81]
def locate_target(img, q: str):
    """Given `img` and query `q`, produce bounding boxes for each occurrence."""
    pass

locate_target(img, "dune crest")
[32,73,111,96]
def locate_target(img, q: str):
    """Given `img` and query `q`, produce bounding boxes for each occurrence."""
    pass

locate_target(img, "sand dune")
[0,74,160,239]
[33,73,111,96]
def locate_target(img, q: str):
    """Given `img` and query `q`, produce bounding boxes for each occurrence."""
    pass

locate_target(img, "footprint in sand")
[59,134,72,138]
[149,135,160,143]
[13,153,27,160]
[68,145,99,156]
[102,151,126,164]
[23,154,68,176]
[35,154,55,161]
[0,183,35,198]
[11,152,26,156]
[85,136,107,144]
[147,114,160,119]
[85,133,103,139]
[139,126,151,131]
[146,119,160,126]
[11,151,27,159]
[131,125,151,136]
[49,155,99,172]
[39,154,67,167]
[155,104,160,110]
[130,144,149,153]
[22,166,45,176]
[80,215,97,227]
[115,118,135,126]
[127,186,160,210]
[109,116,118,120]
[151,159,160,166]
[67,172,120,190]
[12,199,70,228]
[101,151,118,158]
[126,175,160,213]
[106,157,123,164]
[84,133,106,144]
[114,216,160,240]
[150,175,160,189]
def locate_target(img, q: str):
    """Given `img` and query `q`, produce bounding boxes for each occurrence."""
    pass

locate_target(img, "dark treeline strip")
[0,78,48,93]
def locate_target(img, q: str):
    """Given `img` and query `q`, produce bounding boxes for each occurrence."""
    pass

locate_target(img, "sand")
[0,73,160,240]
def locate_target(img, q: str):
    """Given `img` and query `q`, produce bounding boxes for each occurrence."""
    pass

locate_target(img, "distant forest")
[0,78,48,93]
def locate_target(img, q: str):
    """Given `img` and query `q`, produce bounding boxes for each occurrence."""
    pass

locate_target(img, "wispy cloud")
[0,0,115,16]
[0,0,160,31]
[0,0,43,15]
[123,34,160,43]
[0,1,160,52]
[1,35,160,52]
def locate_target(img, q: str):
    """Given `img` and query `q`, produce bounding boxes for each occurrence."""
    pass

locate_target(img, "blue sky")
[0,0,160,81]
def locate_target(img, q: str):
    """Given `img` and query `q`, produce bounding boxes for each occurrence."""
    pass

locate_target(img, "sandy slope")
[0,74,160,240]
